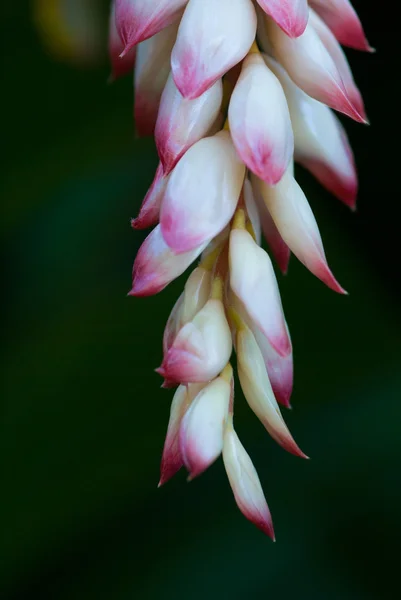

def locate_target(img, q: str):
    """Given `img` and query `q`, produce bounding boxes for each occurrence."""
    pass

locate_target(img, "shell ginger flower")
[110,0,371,538]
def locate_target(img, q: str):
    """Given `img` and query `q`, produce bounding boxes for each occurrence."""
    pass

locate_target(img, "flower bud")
[160,131,245,253]
[223,418,275,538]
[171,0,256,99]
[310,10,366,121]
[266,14,365,122]
[251,175,290,273]
[116,0,187,52]
[179,371,232,478]
[129,224,207,297]
[159,382,205,486]
[131,163,168,229]
[134,22,178,136]
[229,227,291,357]
[309,0,372,51]
[263,55,358,208]
[252,170,346,293]
[236,322,306,458]
[161,281,232,383]
[256,0,308,38]
[229,53,293,185]
[156,74,223,175]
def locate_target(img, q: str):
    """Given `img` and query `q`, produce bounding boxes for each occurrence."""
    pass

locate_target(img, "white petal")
[160,131,245,253]
[236,324,305,457]
[155,74,223,174]
[223,421,274,538]
[263,55,357,208]
[171,0,257,99]
[229,53,293,184]
[162,296,232,383]
[266,15,365,122]
[134,22,178,136]
[116,0,187,50]
[252,170,346,293]
[229,228,291,357]
[180,377,231,477]
[130,224,207,296]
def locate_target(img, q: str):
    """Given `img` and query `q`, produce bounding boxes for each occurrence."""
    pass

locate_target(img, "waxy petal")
[229,292,293,408]
[229,228,291,357]
[171,0,257,99]
[263,55,357,208]
[251,176,290,273]
[162,296,232,383]
[159,382,205,486]
[229,53,294,185]
[266,15,365,122]
[252,325,294,409]
[309,0,372,51]
[252,170,346,293]
[115,0,187,52]
[109,0,136,81]
[131,163,168,229]
[155,74,223,175]
[180,376,231,478]
[129,225,207,297]
[256,0,309,38]
[310,10,366,122]
[160,131,245,253]
[223,420,275,538]
[134,22,178,136]
[236,324,306,457]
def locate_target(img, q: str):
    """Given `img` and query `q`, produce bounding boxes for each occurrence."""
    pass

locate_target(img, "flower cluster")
[110,0,370,537]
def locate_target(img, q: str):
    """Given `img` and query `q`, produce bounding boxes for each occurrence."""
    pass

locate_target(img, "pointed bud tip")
[315,260,348,295]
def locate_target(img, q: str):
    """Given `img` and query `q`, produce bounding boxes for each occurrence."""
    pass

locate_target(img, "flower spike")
[110,0,372,536]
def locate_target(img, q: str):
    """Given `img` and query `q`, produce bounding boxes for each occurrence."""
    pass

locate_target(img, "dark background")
[1,2,400,599]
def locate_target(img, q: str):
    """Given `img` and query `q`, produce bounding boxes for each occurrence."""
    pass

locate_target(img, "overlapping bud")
[110,0,371,537]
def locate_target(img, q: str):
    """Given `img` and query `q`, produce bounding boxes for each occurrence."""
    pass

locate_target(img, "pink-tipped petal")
[230,292,293,408]
[263,55,358,208]
[115,0,187,51]
[257,0,309,38]
[310,10,367,122]
[129,225,207,297]
[253,325,293,409]
[309,0,373,52]
[229,53,294,185]
[229,228,291,357]
[252,170,346,293]
[251,174,291,272]
[159,383,204,486]
[179,376,231,478]
[155,74,223,175]
[223,420,275,539]
[109,0,136,81]
[131,163,168,229]
[236,324,306,458]
[160,131,245,253]
[162,297,232,384]
[266,14,365,122]
[171,0,257,99]
[134,22,178,137]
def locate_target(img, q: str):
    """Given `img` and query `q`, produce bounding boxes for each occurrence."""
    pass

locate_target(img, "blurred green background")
[1,2,400,599]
